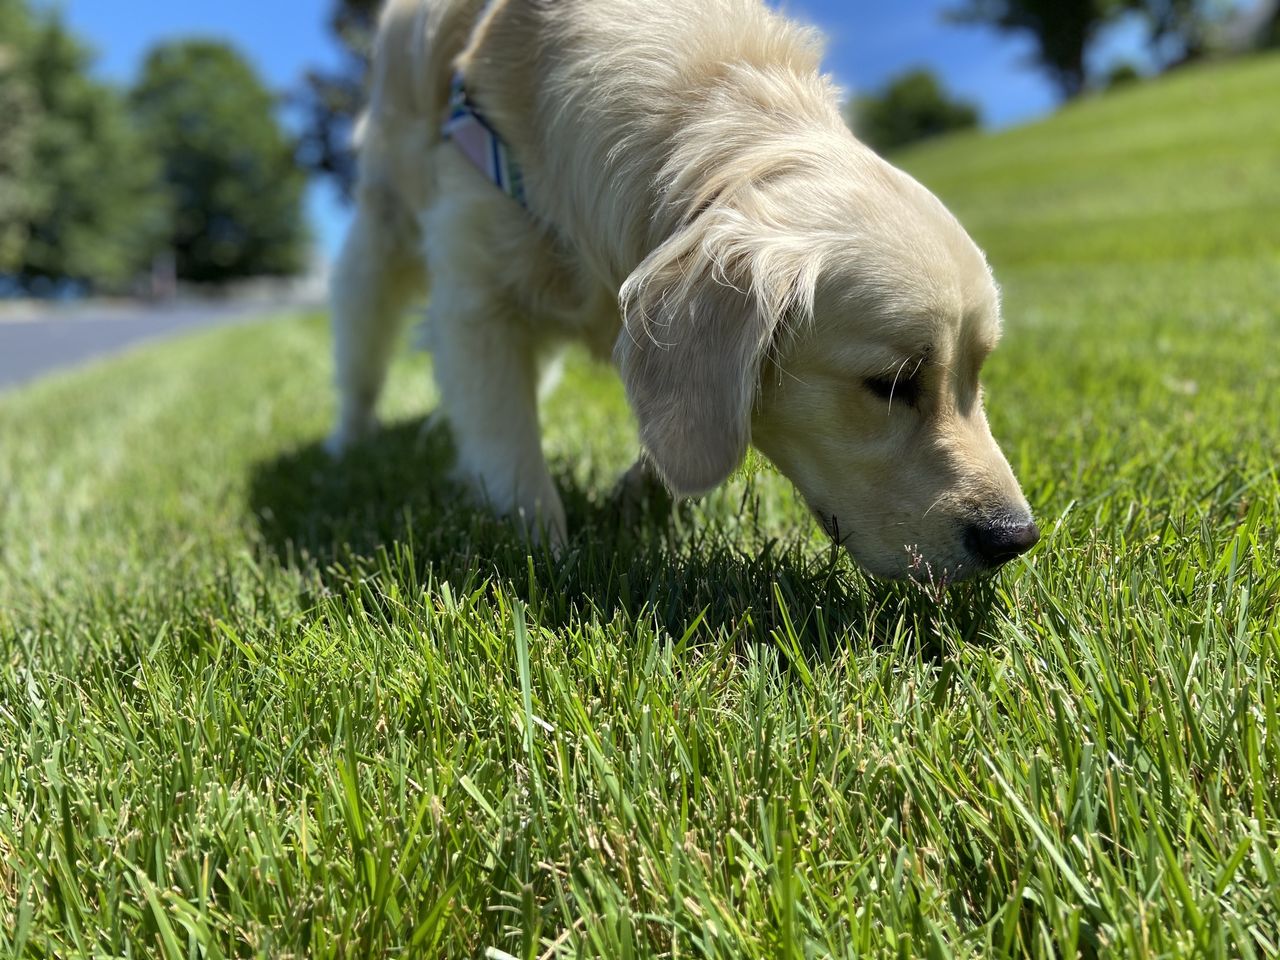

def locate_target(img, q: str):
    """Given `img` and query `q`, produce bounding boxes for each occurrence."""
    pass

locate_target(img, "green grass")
[896,54,1280,266]
[2,55,1279,959]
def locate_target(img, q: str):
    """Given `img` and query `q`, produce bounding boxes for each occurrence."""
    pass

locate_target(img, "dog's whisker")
[922,494,948,520]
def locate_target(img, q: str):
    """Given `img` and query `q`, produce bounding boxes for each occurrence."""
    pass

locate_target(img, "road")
[0,301,303,390]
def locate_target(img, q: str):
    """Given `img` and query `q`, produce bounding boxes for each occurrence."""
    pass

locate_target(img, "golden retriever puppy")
[327,0,1039,580]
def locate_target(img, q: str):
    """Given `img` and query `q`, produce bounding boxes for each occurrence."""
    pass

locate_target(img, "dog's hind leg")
[327,184,427,455]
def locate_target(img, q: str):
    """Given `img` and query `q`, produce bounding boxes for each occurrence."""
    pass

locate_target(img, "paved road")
[0,301,303,390]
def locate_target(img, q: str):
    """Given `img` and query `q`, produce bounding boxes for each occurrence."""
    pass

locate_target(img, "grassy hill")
[901,53,1280,265]
[2,55,1279,958]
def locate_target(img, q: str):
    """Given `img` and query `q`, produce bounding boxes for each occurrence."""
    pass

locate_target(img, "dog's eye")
[864,373,920,407]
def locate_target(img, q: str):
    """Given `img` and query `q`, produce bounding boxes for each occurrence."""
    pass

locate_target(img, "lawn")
[2,54,1279,959]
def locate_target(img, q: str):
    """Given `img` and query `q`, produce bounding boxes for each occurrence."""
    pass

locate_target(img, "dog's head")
[616,147,1036,582]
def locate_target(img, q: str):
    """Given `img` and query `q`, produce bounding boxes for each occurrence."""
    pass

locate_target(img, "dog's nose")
[966,518,1040,568]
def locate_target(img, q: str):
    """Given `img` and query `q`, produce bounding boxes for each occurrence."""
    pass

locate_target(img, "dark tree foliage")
[1103,61,1144,88]
[0,11,39,271]
[849,69,981,154]
[132,41,309,285]
[1191,0,1279,58]
[297,0,380,201]
[1265,3,1280,46]
[1127,0,1216,65]
[946,0,1125,99]
[1217,0,1279,51]
[0,0,164,289]
[949,0,1248,97]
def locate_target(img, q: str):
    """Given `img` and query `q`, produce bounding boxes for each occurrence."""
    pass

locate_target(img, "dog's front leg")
[429,297,567,548]
[613,457,673,518]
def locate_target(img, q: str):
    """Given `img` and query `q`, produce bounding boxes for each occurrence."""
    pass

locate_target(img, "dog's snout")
[966,517,1040,568]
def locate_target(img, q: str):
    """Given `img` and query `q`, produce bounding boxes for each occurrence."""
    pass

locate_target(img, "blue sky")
[45,0,1150,260]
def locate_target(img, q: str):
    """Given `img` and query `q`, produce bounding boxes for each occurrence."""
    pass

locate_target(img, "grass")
[2,54,1279,959]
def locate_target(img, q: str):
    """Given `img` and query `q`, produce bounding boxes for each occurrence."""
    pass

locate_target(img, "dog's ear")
[615,226,786,498]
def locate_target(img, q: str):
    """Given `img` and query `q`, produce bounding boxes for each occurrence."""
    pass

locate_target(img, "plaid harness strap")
[442,71,528,208]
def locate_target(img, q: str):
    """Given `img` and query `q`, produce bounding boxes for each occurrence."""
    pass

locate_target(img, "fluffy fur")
[327,0,1037,580]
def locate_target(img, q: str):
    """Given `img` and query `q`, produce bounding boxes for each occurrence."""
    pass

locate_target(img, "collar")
[442,71,528,208]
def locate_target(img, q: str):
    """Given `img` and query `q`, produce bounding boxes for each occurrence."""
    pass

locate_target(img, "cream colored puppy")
[327,0,1039,580]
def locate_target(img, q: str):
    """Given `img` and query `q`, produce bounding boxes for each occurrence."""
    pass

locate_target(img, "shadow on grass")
[248,417,1003,652]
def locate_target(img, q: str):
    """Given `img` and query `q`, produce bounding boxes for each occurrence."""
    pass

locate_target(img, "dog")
[326,0,1039,581]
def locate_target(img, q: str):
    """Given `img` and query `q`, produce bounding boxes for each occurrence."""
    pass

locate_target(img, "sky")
[43,0,1153,262]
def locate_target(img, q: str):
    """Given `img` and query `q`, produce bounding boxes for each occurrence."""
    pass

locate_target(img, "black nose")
[965,518,1040,568]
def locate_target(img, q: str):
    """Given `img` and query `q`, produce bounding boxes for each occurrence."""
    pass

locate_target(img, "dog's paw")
[324,427,378,458]
[515,500,568,554]
[612,458,673,520]
[508,474,568,553]
[450,461,568,553]
[323,429,357,459]
[324,413,379,458]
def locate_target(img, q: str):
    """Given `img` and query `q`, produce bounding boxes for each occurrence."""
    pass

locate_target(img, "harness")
[441,11,528,208]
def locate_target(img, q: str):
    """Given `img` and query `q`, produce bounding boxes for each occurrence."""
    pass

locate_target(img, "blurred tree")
[296,0,380,200]
[0,0,165,289]
[0,2,40,272]
[946,0,1126,99]
[848,70,981,154]
[1129,0,1210,62]
[1102,61,1144,88]
[1216,0,1280,50]
[132,41,309,284]
[1123,0,1240,66]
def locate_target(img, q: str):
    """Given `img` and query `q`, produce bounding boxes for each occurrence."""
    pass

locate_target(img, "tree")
[946,0,1125,99]
[1132,0,1211,61]
[296,0,380,200]
[1216,0,1280,51]
[1123,0,1240,66]
[0,0,165,290]
[1263,1,1280,46]
[1102,61,1144,89]
[848,70,981,154]
[131,41,309,284]
[0,3,40,272]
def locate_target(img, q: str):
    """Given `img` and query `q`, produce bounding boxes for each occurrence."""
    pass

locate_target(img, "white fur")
[328,0,1034,578]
